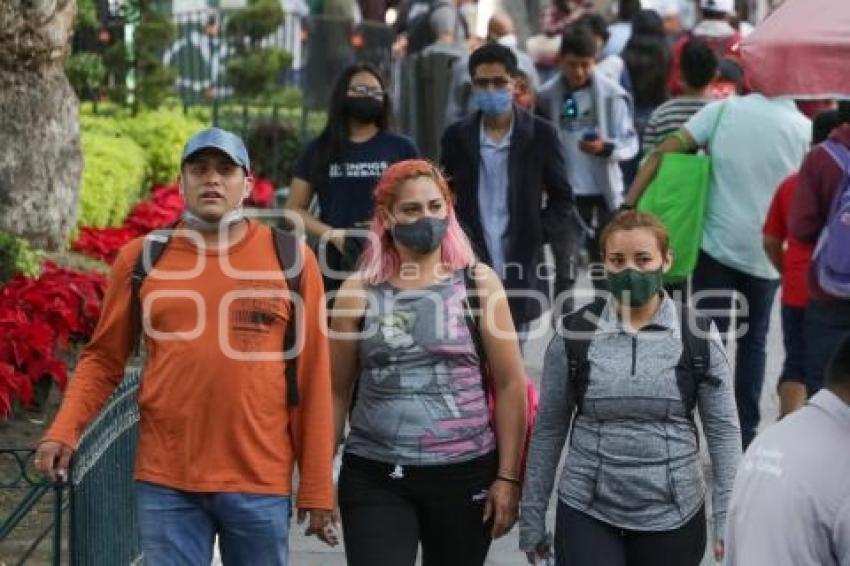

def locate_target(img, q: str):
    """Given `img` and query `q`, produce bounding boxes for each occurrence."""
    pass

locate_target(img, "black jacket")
[440,105,575,325]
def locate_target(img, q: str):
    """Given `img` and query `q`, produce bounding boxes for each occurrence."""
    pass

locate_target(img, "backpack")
[813,140,850,298]
[461,266,540,478]
[405,0,467,55]
[560,298,719,438]
[129,226,304,406]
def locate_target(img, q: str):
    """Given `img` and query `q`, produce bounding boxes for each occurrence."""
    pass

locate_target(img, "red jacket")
[789,123,850,302]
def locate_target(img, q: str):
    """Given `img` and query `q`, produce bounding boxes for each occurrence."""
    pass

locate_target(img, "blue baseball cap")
[181,128,251,171]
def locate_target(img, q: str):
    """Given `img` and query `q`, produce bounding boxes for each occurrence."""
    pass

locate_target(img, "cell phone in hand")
[582,129,600,142]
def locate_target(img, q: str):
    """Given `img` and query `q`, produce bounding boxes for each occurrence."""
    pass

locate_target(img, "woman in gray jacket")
[520,211,741,566]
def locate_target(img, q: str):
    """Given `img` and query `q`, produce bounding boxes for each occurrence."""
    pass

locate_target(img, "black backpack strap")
[130,229,172,356]
[677,304,719,417]
[273,228,302,407]
[461,263,486,369]
[560,298,606,417]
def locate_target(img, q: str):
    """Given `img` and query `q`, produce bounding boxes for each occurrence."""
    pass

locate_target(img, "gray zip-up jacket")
[519,296,741,550]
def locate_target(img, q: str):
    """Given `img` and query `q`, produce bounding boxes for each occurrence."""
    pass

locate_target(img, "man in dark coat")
[441,43,575,331]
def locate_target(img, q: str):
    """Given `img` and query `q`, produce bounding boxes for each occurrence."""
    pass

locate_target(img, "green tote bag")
[637,103,726,283]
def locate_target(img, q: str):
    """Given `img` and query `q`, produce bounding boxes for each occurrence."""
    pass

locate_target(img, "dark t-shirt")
[293,131,418,229]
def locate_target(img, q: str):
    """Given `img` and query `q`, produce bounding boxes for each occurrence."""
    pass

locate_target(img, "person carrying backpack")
[790,101,850,397]
[763,109,844,417]
[520,211,741,566]
[34,128,336,565]
[330,159,528,566]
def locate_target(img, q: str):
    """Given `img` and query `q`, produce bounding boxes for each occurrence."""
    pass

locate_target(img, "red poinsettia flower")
[0,261,107,418]
[246,176,275,208]
[72,226,137,264]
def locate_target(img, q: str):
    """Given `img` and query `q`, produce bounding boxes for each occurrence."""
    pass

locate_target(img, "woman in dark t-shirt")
[285,63,418,293]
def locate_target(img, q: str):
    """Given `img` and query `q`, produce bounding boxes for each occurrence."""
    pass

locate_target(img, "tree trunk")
[0,0,82,251]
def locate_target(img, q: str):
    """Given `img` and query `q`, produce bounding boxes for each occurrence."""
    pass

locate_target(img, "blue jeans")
[136,481,291,566]
[691,251,779,449]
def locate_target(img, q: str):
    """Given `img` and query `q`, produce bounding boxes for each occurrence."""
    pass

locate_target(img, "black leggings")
[554,501,707,566]
[338,452,497,566]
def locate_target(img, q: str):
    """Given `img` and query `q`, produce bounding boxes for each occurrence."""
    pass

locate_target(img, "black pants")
[554,501,706,566]
[338,452,497,566]
[549,195,613,318]
[804,299,850,395]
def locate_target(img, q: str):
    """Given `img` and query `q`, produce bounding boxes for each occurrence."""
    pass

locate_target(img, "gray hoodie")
[519,295,741,550]
[537,71,638,210]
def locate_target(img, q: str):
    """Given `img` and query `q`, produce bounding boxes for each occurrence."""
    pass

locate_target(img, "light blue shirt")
[684,95,811,279]
[559,86,603,197]
[603,22,631,57]
[478,118,513,276]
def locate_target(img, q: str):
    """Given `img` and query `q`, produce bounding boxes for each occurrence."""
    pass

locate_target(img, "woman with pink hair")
[330,159,528,566]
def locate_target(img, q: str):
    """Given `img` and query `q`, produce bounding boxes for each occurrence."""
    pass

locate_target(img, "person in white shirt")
[725,335,850,566]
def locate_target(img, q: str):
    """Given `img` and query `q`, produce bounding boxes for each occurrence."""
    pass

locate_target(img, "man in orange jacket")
[35,128,336,565]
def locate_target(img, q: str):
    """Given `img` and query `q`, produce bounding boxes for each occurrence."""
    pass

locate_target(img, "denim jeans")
[136,481,291,566]
[691,251,779,449]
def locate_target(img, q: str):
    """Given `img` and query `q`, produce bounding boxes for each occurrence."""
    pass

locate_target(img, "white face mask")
[181,178,250,233]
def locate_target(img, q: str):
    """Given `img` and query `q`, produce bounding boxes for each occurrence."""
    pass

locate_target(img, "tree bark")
[0,0,82,251]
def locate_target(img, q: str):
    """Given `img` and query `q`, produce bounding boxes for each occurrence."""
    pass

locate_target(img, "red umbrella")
[740,0,850,98]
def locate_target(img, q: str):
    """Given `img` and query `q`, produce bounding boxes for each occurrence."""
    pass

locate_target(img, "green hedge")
[78,130,148,228]
[80,107,207,187]
[0,232,43,284]
[114,109,207,184]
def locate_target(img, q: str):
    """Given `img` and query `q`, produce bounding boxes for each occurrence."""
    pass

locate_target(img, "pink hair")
[359,159,476,285]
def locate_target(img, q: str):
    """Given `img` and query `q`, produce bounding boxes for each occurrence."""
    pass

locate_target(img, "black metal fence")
[166,8,306,106]
[0,449,68,565]
[0,368,142,566]
[69,368,141,566]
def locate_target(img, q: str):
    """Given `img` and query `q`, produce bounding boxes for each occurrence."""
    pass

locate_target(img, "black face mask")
[343,95,384,123]
[391,216,449,254]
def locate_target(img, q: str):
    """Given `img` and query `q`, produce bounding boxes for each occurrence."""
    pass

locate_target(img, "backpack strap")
[676,304,719,418]
[821,141,850,216]
[461,264,487,372]
[822,140,850,173]
[560,298,606,418]
[130,228,173,356]
[272,227,303,407]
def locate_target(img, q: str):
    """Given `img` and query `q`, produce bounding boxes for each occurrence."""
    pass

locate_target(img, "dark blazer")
[440,105,575,325]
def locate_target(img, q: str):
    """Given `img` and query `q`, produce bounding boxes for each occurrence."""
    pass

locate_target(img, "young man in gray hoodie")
[537,25,638,315]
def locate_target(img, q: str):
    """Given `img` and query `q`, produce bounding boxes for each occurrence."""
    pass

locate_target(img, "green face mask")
[607,268,664,307]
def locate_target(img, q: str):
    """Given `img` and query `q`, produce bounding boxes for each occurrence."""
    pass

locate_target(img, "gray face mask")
[391,216,449,254]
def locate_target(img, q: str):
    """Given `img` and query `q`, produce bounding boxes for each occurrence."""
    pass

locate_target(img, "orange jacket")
[43,221,334,509]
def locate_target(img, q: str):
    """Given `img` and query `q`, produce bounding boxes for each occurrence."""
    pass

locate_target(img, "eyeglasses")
[561,93,578,120]
[472,77,511,89]
[348,84,384,98]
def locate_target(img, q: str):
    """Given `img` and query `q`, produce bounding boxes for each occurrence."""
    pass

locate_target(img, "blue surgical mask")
[473,89,513,117]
